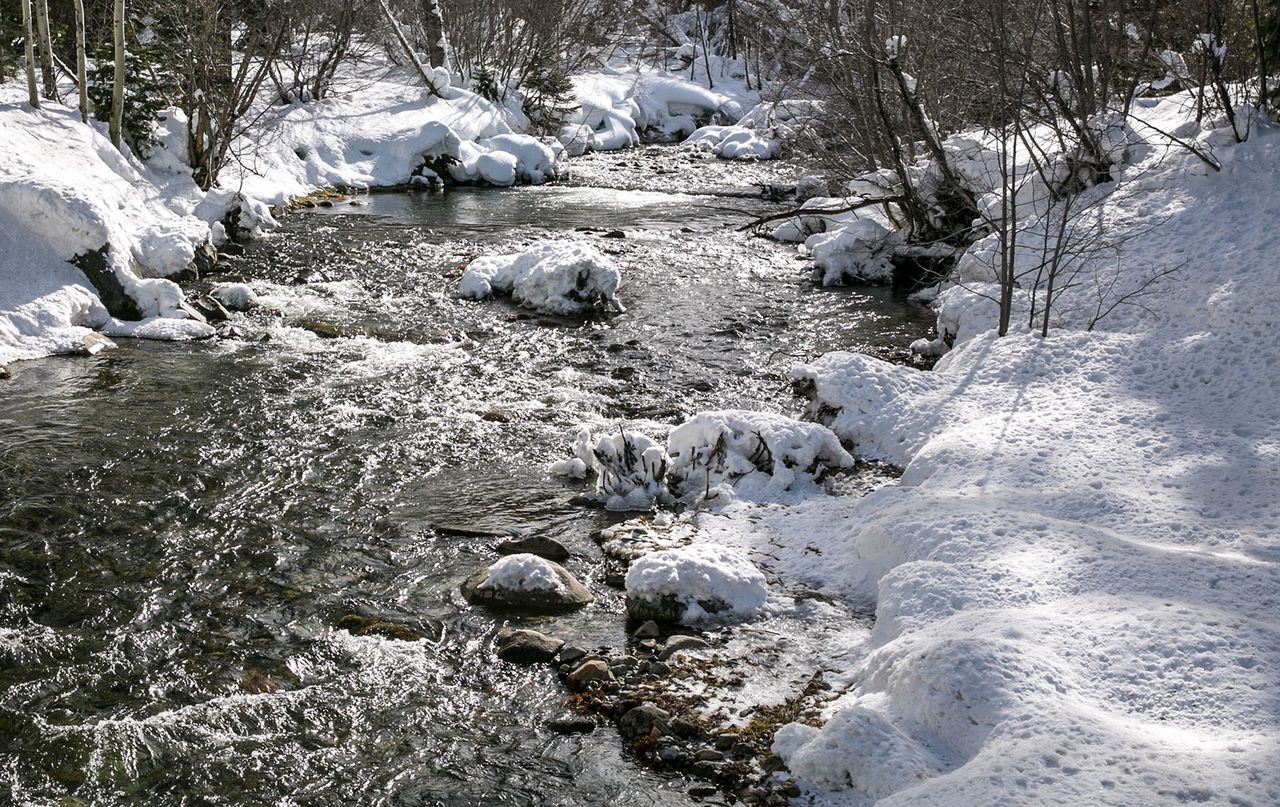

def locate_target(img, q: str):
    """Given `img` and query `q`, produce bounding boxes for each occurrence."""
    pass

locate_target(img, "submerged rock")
[547,715,597,734]
[496,628,563,664]
[461,554,594,612]
[335,613,423,642]
[496,534,571,561]
[659,634,711,660]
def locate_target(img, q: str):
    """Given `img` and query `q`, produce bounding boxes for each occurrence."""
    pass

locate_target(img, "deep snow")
[692,95,1280,804]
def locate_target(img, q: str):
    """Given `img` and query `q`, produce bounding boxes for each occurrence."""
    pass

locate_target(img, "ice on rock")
[459,241,624,316]
[666,410,853,503]
[479,553,565,593]
[624,543,768,623]
[211,283,260,311]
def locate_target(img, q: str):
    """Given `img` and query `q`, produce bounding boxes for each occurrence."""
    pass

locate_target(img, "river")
[0,148,932,805]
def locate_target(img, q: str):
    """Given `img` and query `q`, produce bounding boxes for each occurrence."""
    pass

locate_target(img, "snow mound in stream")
[459,241,624,315]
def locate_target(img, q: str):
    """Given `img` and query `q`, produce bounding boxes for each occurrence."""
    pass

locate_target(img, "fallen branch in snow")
[376,0,444,98]
[1127,115,1222,172]
[735,197,904,232]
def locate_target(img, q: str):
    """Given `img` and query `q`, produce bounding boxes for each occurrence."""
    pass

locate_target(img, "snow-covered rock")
[211,283,259,311]
[563,70,742,154]
[625,543,768,624]
[684,125,779,160]
[459,241,624,316]
[461,554,594,612]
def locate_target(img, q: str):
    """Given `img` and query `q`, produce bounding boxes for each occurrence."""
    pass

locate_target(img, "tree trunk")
[35,0,57,101]
[110,0,126,149]
[74,0,89,122]
[21,0,39,108]
[421,0,449,70]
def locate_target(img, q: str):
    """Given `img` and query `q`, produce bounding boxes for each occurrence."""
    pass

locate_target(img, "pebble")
[714,733,739,750]
[687,782,719,798]
[695,748,725,762]
[618,704,670,741]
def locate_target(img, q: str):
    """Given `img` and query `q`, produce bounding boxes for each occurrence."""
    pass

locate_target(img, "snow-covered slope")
[759,102,1280,804]
[0,90,215,364]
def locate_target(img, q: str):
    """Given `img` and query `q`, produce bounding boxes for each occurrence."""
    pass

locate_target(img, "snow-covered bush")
[555,411,851,509]
[556,428,673,511]
[459,241,624,316]
[625,543,768,623]
[667,410,853,503]
[452,134,563,186]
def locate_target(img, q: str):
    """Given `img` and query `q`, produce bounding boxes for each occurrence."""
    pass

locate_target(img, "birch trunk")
[110,0,126,149]
[75,0,89,122]
[22,0,40,108]
[35,0,57,100]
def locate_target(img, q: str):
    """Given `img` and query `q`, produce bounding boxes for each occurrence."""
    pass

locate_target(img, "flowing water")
[0,150,933,806]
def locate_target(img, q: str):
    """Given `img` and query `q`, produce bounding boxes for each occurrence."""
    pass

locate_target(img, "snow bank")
[479,553,565,593]
[761,101,1280,804]
[459,241,624,316]
[0,91,215,363]
[625,543,768,623]
[683,125,779,160]
[564,69,743,154]
[666,410,853,503]
[450,133,563,186]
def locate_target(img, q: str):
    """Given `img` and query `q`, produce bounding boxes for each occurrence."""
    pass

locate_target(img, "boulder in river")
[461,553,594,612]
[496,628,563,664]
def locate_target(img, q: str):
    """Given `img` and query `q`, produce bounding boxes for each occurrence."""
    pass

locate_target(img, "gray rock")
[714,732,739,751]
[659,634,711,660]
[461,559,594,613]
[657,746,688,764]
[732,742,756,757]
[618,704,670,741]
[189,295,232,323]
[566,659,614,690]
[556,643,589,665]
[79,332,116,356]
[72,245,143,321]
[190,241,219,278]
[695,748,724,762]
[625,592,688,624]
[496,628,563,664]
[687,782,719,798]
[690,760,721,778]
[631,620,660,639]
[648,661,671,676]
[496,534,570,561]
